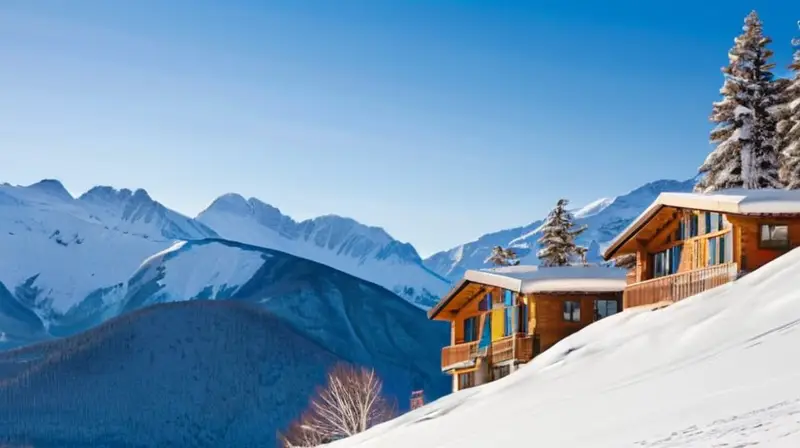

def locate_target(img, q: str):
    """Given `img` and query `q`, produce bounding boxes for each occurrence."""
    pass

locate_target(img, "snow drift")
[333,247,800,447]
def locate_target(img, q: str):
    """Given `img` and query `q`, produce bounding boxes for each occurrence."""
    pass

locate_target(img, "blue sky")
[1,0,798,256]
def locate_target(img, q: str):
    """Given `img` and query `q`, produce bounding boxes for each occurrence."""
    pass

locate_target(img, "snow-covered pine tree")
[696,11,783,192]
[485,246,521,266]
[779,22,800,189]
[537,199,587,267]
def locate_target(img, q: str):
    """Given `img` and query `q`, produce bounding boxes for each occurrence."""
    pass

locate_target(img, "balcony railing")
[623,262,738,309]
[490,333,534,365]
[441,341,479,371]
[442,333,534,371]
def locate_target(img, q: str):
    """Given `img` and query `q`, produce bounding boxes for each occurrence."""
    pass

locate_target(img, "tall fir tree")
[779,22,800,189]
[537,199,587,267]
[696,11,783,192]
[485,246,520,267]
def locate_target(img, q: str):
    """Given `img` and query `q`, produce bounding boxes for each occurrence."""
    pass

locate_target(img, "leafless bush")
[279,363,396,447]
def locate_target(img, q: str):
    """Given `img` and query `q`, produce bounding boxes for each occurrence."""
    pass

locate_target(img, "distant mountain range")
[423,178,697,281]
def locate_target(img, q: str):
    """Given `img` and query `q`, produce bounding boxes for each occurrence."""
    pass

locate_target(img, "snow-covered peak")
[79,184,215,241]
[26,179,73,201]
[197,193,447,308]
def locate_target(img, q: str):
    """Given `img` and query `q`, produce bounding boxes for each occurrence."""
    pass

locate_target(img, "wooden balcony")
[441,341,479,371]
[624,262,738,309]
[490,333,534,365]
[442,333,534,371]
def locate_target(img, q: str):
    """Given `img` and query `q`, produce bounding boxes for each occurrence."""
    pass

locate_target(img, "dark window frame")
[759,224,790,249]
[594,299,619,321]
[458,371,475,390]
[463,316,479,342]
[563,300,580,322]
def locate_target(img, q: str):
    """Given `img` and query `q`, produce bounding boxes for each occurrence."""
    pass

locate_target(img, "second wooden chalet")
[603,189,800,309]
[428,265,627,392]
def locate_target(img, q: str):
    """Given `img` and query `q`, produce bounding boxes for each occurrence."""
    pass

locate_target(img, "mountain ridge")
[423,178,697,281]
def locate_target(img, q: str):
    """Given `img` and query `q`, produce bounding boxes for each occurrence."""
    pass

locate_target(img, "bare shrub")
[280,363,396,447]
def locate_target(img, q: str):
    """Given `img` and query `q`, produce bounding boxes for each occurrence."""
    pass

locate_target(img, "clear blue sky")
[1,1,798,256]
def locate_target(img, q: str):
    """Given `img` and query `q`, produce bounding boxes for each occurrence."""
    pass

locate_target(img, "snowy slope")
[333,248,800,448]
[118,238,449,388]
[424,178,696,281]
[0,180,216,320]
[196,193,449,308]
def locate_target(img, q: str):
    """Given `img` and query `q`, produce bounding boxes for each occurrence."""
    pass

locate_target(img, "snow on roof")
[604,188,800,260]
[465,265,627,294]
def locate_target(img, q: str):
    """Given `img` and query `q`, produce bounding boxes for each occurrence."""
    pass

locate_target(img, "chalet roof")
[428,265,627,320]
[603,189,800,260]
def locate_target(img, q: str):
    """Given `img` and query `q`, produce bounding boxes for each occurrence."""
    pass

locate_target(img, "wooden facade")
[605,204,800,309]
[430,282,622,392]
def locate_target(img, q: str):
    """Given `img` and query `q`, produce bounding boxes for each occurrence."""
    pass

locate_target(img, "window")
[502,290,514,336]
[690,214,699,237]
[458,372,475,390]
[707,212,721,233]
[478,294,490,312]
[675,219,686,241]
[463,316,479,342]
[653,245,682,277]
[492,365,511,381]
[594,299,619,321]
[517,304,529,334]
[563,301,580,322]
[707,233,733,266]
[760,224,789,249]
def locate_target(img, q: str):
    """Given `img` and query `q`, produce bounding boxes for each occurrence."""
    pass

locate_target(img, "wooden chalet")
[603,189,800,309]
[428,265,626,392]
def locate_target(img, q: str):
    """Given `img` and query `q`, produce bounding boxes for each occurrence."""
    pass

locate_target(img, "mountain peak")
[27,179,73,201]
[201,193,252,216]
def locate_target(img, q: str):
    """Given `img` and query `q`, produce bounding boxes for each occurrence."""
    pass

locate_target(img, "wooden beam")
[453,286,487,315]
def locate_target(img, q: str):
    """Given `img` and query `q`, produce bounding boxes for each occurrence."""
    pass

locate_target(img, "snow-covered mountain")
[424,178,696,281]
[0,180,217,320]
[196,193,449,308]
[333,247,800,448]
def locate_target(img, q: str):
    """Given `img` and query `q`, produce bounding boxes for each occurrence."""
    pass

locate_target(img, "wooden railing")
[624,262,738,309]
[441,341,479,370]
[490,334,534,364]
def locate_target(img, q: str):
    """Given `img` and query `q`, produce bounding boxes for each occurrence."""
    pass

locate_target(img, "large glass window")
[707,233,733,266]
[594,299,619,321]
[463,316,479,342]
[563,301,580,322]
[760,225,789,249]
[653,245,682,277]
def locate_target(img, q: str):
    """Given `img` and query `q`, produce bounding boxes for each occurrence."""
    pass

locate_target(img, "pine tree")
[779,22,800,189]
[485,246,521,267]
[537,199,587,267]
[696,11,783,192]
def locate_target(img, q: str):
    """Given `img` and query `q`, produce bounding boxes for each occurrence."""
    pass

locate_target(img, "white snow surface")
[196,193,448,308]
[333,247,800,448]
[465,265,627,294]
[137,241,267,301]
